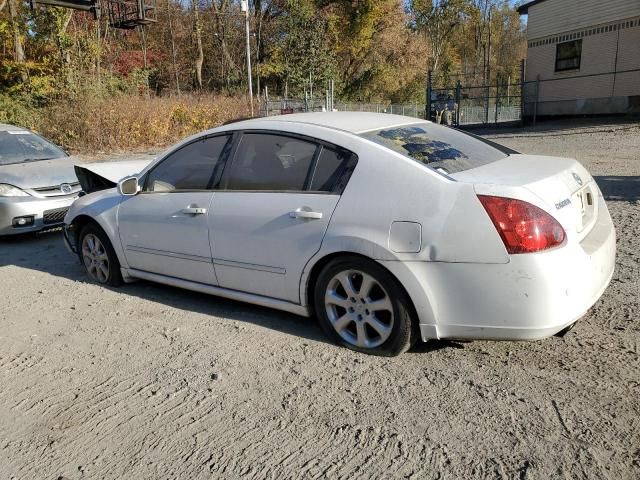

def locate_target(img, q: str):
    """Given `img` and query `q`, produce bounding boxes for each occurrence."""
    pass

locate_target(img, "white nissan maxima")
[63,113,616,356]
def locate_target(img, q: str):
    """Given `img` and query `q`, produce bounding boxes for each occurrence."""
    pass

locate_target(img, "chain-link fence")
[259,66,640,125]
[260,81,522,127]
[259,99,426,119]
[427,79,523,127]
[333,103,425,118]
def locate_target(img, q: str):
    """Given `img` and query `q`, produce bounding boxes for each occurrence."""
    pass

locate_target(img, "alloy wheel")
[81,233,110,283]
[324,270,394,349]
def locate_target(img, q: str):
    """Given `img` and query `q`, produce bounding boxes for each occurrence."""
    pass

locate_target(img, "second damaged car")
[0,124,82,236]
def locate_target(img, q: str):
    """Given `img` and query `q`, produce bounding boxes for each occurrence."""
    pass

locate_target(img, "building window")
[555,39,582,72]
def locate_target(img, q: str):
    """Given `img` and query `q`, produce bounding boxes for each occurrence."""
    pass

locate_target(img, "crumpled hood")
[75,159,154,193]
[0,155,79,189]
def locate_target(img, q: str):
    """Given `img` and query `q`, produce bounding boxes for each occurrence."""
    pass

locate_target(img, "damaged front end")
[74,159,154,194]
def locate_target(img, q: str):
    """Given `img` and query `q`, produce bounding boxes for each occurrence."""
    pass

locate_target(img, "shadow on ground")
[594,176,640,203]
[0,231,464,354]
[0,230,332,346]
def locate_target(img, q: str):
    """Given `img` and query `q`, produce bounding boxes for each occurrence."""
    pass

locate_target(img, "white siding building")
[518,0,640,116]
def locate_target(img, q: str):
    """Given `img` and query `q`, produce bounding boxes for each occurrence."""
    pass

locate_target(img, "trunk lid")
[452,154,598,239]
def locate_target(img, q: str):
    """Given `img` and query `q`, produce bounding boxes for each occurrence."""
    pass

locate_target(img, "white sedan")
[63,113,616,356]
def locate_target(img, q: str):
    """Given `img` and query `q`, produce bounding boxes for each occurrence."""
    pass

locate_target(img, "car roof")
[230,112,428,134]
[0,123,29,133]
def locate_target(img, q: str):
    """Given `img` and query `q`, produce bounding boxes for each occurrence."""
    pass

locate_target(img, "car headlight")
[0,184,30,197]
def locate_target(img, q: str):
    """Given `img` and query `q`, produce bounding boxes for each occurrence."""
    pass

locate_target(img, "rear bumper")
[0,196,76,236]
[385,196,616,341]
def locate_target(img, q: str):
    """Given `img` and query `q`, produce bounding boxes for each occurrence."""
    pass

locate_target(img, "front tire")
[314,256,416,356]
[78,223,122,287]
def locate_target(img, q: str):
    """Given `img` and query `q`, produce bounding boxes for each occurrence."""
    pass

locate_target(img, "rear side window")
[225,133,317,191]
[144,135,229,192]
[310,147,355,193]
[360,123,509,174]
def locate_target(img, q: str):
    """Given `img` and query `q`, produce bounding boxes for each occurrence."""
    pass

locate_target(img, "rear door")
[209,132,357,303]
[117,134,230,285]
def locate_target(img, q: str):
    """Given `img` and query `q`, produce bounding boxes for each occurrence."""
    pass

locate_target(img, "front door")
[209,132,356,303]
[118,134,230,285]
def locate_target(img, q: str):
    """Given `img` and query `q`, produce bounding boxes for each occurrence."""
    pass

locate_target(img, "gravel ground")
[1,118,638,479]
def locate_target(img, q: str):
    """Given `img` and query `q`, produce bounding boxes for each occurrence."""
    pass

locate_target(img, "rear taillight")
[478,195,566,254]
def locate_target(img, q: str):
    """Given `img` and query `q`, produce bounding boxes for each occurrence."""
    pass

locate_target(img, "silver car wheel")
[81,233,110,284]
[324,270,394,349]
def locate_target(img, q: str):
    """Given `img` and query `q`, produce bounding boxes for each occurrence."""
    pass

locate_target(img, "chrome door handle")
[182,206,207,215]
[290,208,323,220]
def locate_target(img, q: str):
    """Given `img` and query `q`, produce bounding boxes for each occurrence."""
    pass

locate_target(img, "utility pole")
[241,0,253,116]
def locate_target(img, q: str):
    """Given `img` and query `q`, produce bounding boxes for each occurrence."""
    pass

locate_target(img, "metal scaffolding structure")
[29,0,157,29]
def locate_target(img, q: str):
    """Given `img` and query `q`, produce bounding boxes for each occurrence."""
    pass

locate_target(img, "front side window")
[225,133,317,191]
[0,131,67,165]
[555,40,582,72]
[360,123,509,174]
[144,135,229,192]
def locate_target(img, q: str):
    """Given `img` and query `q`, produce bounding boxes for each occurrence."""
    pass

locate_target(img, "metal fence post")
[484,85,490,124]
[426,70,432,121]
[533,75,540,126]
[455,80,462,126]
[520,59,525,126]
[494,83,500,124]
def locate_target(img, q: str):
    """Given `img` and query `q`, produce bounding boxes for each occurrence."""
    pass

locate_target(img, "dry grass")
[33,94,252,153]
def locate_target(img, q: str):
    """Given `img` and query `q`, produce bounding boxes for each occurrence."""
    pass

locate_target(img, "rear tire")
[77,223,122,287]
[313,256,416,356]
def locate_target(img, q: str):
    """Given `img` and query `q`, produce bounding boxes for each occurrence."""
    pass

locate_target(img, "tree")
[411,0,468,85]
[192,0,204,89]
[7,0,27,82]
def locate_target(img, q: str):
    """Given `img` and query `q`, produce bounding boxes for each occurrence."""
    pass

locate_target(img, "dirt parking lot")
[1,118,638,479]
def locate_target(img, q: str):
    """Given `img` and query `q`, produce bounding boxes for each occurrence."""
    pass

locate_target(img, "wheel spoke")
[333,313,353,333]
[359,273,376,298]
[366,297,392,312]
[337,272,357,297]
[355,321,368,347]
[325,291,350,308]
[98,263,109,280]
[365,317,391,338]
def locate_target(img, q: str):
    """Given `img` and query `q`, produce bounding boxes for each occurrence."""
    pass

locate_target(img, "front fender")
[64,189,127,268]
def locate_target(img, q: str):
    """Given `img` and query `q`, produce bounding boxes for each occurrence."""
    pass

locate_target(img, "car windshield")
[360,123,513,174]
[0,130,67,166]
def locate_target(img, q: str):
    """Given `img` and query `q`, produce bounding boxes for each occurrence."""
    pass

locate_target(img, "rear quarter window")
[360,123,513,174]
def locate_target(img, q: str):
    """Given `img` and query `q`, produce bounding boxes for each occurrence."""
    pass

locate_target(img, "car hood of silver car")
[0,155,79,189]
